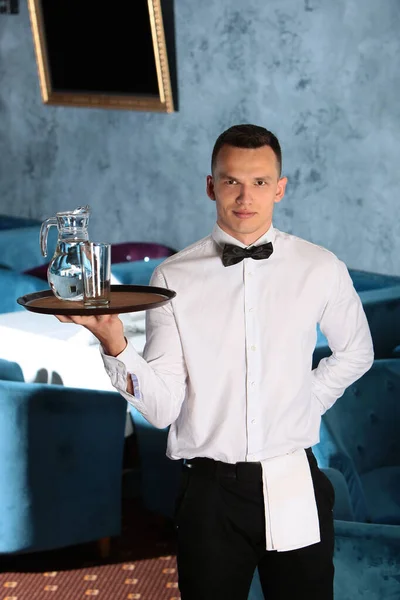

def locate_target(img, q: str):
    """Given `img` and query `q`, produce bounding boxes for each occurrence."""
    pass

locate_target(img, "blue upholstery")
[348,269,400,292]
[332,520,400,600]
[111,258,166,286]
[0,215,41,231]
[0,224,55,314]
[0,358,24,382]
[361,287,400,359]
[313,359,400,525]
[0,378,127,553]
[0,267,48,313]
[0,226,57,272]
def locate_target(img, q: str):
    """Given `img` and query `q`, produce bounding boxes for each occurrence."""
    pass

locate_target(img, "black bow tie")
[222,242,274,267]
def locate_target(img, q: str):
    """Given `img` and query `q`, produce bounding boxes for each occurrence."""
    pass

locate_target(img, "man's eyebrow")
[217,173,274,181]
[218,172,237,179]
[253,175,273,181]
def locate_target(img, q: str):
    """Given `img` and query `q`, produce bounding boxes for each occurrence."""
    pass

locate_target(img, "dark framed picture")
[28,0,174,112]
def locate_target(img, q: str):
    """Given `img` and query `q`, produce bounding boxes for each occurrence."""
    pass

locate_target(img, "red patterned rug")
[0,499,180,600]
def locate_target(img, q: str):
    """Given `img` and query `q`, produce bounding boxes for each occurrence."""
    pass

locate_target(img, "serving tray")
[17,285,176,316]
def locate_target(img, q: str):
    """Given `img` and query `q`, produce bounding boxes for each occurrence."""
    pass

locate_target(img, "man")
[57,124,374,599]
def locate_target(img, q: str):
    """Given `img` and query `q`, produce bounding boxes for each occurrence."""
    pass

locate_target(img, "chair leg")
[98,536,111,558]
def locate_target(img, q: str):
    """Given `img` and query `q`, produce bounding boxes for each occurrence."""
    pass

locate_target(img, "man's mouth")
[233,211,256,219]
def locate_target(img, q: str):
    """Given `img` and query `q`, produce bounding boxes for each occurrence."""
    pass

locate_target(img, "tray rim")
[16,284,176,316]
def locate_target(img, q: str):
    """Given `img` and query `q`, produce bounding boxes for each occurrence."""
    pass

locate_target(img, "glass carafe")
[40,205,91,301]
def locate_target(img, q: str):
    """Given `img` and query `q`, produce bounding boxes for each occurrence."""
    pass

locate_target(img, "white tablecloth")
[0,310,146,391]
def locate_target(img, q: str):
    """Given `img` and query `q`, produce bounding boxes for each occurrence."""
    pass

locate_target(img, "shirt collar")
[211,222,276,250]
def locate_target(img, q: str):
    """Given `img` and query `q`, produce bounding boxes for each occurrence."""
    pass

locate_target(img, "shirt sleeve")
[311,258,374,415]
[100,267,187,428]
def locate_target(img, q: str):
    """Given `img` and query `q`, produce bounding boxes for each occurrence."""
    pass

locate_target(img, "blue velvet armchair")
[249,466,400,599]
[0,370,127,554]
[313,359,400,526]
[313,285,400,366]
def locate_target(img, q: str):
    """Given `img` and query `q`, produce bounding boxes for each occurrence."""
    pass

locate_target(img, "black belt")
[183,448,313,481]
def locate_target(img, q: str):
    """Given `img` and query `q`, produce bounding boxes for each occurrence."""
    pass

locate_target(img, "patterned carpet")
[0,499,180,600]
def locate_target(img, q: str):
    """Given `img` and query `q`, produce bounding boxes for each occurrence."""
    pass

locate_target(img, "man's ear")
[274,176,288,204]
[206,175,216,201]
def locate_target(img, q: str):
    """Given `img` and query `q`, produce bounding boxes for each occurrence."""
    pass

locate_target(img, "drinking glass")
[79,242,111,307]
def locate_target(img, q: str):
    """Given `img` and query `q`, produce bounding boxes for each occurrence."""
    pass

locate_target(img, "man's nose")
[236,184,253,205]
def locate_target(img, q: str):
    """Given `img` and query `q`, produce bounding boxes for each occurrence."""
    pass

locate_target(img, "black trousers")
[175,449,335,600]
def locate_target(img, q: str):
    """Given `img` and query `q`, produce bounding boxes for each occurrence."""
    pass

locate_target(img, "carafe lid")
[56,205,91,216]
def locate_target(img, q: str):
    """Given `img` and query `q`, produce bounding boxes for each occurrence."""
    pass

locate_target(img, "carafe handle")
[40,217,57,257]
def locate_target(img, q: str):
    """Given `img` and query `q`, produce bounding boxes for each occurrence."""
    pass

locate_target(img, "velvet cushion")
[0,269,49,313]
[333,520,400,600]
[0,226,57,272]
[360,467,400,525]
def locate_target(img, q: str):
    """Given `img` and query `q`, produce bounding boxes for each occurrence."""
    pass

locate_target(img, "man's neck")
[217,222,273,247]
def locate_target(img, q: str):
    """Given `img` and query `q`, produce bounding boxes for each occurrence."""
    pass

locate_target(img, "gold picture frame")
[27,0,174,113]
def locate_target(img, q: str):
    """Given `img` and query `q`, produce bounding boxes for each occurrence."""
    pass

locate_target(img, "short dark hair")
[211,124,282,176]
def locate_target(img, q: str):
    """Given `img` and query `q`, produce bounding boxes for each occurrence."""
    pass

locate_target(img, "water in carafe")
[48,241,84,300]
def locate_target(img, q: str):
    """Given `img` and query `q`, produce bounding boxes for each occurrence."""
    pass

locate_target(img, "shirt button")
[251,345,256,351]
[250,381,255,386]
[248,272,253,277]
[251,419,256,424]
[248,307,254,312]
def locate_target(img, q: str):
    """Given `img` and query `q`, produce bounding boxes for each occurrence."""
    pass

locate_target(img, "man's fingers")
[54,314,119,326]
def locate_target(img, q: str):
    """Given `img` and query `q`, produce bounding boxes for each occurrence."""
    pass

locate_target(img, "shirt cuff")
[100,341,143,399]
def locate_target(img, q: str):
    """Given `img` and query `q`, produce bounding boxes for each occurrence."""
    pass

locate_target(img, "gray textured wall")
[0,0,399,274]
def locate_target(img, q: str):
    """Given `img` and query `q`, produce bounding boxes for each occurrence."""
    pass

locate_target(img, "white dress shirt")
[102,224,374,551]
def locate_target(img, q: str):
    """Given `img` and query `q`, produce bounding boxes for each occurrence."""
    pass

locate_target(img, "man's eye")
[255,180,266,186]
[226,180,238,185]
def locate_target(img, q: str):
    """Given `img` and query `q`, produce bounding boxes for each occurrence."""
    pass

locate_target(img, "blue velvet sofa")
[0,359,127,554]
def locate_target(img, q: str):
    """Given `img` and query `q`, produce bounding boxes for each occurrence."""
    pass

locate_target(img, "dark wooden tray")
[17,285,176,316]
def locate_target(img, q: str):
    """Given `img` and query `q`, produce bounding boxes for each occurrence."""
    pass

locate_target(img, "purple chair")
[24,242,177,281]
[110,242,176,263]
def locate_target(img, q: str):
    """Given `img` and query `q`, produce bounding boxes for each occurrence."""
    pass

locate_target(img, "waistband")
[183,448,313,481]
